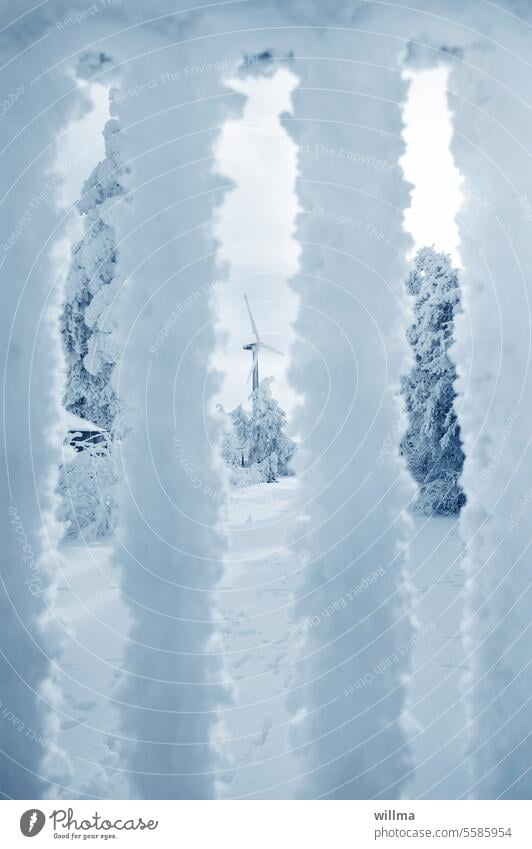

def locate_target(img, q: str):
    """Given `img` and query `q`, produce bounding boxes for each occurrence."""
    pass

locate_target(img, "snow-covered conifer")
[222,404,250,468]
[60,119,126,431]
[400,247,465,515]
[248,378,295,480]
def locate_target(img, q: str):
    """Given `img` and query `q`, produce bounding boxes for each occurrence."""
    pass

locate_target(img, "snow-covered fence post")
[107,31,233,799]
[285,28,414,798]
[449,16,532,798]
[0,27,96,797]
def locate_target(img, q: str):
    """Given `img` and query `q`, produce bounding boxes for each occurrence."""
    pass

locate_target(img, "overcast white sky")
[213,66,300,416]
[401,64,463,265]
[55,79,108,210]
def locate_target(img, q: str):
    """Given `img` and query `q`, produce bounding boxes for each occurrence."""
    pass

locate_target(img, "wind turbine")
[242,294,284,392]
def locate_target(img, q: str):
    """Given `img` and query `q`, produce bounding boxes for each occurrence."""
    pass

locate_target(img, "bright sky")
[400,65,463,265]
[213,67,300,416]
[54,80,108,210]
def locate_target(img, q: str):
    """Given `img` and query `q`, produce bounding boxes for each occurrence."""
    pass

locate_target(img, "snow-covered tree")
[57,434,119,541]
[58,118,126,540]
[248,378,295,481]
[222,404,249,468]
[221,381,295,484]
[60,118,126,431]
[400,247,465,516]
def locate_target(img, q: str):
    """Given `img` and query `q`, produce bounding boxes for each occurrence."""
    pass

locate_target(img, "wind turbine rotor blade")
[244,294,261,341]
[261,342,285,356]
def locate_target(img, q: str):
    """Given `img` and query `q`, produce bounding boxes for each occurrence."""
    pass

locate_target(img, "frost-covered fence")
[450,18,532,798]
[3,0,532,803]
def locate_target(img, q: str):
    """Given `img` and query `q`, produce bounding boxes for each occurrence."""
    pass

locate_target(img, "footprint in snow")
[61,719,82,730]
[73,700,98,712]
[257,717,273,746]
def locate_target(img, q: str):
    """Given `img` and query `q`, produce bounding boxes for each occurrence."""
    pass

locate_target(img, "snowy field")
[405,516,468,799]
[216,477,301,798]
[51,478,472,800]
[50,542,130,799]
[55,488,472,799]
[53,478,302,799]
[216,492,474,799]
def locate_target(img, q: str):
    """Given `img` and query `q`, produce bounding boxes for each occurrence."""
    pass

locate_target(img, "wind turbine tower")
[242,294,284,393]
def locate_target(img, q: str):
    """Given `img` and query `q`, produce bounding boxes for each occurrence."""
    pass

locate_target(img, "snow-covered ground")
[405,516,468,799]
[216,489,471,799]
[51,485,471,800]
[50,478,302,800]
[49,542,130,798]
[215,476,301,799]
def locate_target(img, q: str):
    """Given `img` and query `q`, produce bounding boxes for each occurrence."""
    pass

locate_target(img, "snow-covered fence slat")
[107,26,234,799]
[450,16,532,799]
[285,27,415,798]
